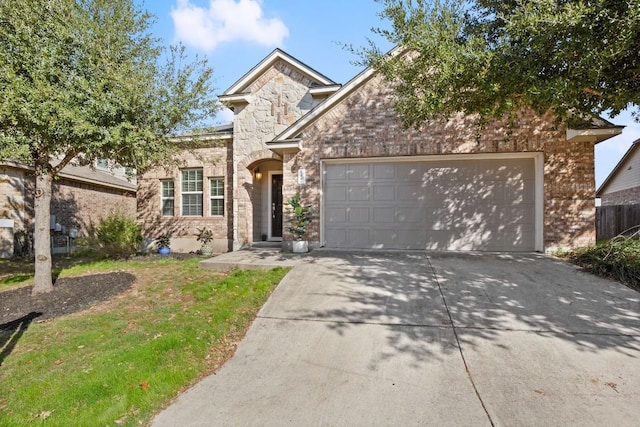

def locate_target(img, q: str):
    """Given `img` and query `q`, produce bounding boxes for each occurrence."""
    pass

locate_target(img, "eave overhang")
[266,138,302,156]
[566,126,624,143]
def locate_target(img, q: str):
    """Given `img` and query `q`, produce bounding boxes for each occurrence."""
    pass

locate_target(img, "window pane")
[162,199,174,216]
[210,199,224,216]
[182,194,203,216]
[182,169,203,192]
[210,178,224,197]
[162,181,174,197]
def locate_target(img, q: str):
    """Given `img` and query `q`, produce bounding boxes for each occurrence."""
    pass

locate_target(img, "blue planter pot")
[158,246,171,255]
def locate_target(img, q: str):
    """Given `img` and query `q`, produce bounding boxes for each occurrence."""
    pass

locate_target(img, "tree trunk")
[32,168,54,295]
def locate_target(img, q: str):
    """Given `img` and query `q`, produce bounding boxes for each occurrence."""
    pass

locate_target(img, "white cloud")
[171,0,289,51]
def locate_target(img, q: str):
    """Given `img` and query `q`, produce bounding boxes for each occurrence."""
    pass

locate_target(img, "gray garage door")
[323,157,536,251]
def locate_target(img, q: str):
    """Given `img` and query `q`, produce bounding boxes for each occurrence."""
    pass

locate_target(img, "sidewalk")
[198,247,307,271]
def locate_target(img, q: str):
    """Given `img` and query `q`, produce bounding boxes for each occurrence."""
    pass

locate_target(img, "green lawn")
[0,257,289,426]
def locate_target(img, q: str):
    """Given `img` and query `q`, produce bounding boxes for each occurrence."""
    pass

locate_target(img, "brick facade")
[137,49,612,253]
[600,187,640,206]
[281,75,597,250]
[50,178,136,234]
[137,143,233,253]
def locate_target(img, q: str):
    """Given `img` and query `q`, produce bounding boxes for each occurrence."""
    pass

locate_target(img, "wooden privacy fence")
[596,203,640,240]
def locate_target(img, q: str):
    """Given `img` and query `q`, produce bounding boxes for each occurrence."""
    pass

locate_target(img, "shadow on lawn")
[0,311,42,366]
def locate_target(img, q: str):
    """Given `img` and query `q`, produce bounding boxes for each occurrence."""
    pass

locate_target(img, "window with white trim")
[161,180,174,216]
[181,169,203,216]
[210,178,224,216]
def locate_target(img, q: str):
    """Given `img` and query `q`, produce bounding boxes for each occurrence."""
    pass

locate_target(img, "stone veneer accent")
[281,75,597,250]
[231,60,323,247]
[600,187,640,206]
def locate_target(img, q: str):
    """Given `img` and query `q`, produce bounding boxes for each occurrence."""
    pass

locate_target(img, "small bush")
[565,236,640,291]
[95,209,142,257]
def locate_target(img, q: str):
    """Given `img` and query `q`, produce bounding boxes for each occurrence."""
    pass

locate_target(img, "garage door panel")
[326,208,347,223]
[373,186,395,201]
[398,185,425,201]
[324,158,536,251]
[348,229,370,247]
[396,163,423,181]
[326,164,346,180]
[373,163,396,179]
[326,186,347,202]
[326,228,347,247]
[347,164,369,180]
[348,207,370,223]
[396,207,423,223]
[373,207,395,223]
[348,186,370,201]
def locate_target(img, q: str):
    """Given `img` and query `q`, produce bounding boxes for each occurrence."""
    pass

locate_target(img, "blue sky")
[145,0,639,189]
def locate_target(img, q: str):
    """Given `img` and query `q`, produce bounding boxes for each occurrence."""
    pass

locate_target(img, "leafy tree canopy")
[362,0,640,128]
[0,0,218,174]
[0,0,219,294]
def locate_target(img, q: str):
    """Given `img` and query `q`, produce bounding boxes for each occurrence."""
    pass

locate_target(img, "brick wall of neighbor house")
[49,179,136,234]
[0,166,27,257]
[282,75,597,250]
[1,164,135,256]
[600,187,640,206]
[0,165,27,230]
[137,143,232,253]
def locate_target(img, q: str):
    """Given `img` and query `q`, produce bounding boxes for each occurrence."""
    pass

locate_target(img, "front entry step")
[250,241,282,249]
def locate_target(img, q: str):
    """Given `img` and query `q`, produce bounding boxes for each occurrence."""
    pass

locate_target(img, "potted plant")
[286,193,312,253]
[196,227,214,256]
[156,233,172,255]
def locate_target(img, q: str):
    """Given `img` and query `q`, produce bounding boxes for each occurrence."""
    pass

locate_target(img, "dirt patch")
[0,272,136,329]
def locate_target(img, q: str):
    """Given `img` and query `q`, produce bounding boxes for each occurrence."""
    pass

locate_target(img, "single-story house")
[596,139,640,205]
[137,48,622,253]
[0,160,136,257]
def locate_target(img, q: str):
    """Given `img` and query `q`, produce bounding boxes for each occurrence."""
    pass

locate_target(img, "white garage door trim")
[320,152,544,252]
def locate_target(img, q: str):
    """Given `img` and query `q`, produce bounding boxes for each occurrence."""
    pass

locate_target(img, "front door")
[271,174,283,238]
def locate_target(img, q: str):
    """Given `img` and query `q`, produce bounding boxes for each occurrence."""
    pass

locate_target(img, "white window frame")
[210,177,224,216]
[181,169,203,216]
[161,180,174,217]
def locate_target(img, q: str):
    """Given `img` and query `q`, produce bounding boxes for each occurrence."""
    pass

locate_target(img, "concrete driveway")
[153,251,640,426]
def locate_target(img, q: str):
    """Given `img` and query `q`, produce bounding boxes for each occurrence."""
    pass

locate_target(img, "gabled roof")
[1,160,136,192]
[266,62,383,156]
[267,48,406,148]
[566,116,625,143]
[170,123,234,143]
[219,48,337,103]
[596,138,640,197]
[267,46,623,152]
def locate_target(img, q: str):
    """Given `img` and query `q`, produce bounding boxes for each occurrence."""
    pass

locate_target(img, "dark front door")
[271,174,283,238]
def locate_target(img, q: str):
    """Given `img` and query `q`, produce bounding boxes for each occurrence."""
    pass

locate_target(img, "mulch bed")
[0,272,136,330]
[0,253,204,331]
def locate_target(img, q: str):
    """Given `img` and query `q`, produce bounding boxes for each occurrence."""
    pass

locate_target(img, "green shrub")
[565,236,640,291]
[95,209,142,257]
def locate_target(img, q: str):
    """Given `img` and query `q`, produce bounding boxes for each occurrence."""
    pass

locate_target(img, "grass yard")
[0,256,289,426]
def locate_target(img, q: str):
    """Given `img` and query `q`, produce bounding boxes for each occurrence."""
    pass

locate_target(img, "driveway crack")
[425,254,495,427]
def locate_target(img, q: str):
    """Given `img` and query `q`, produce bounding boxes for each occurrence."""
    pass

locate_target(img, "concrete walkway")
[153,250,640,427]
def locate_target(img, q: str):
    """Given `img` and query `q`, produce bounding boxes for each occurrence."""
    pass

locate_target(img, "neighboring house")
[0,159,136,257]
[137,48,622,253]
[596,139,640,205]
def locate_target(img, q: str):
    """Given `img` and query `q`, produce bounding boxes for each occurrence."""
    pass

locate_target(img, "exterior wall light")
[255,168,262,180]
